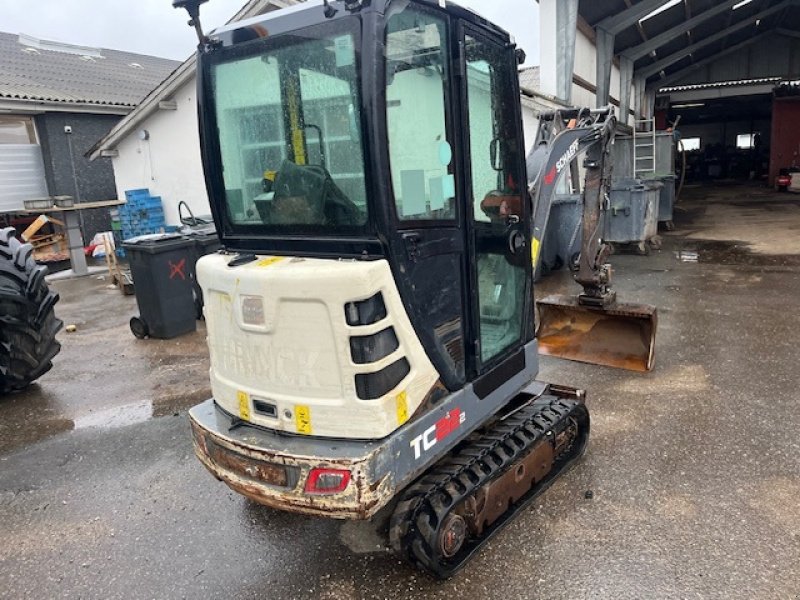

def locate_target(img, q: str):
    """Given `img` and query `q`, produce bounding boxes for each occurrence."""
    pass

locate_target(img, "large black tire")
[0,227,63,395]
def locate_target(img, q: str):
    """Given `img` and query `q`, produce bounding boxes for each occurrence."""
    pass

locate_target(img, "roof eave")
[87,56,194,159]
[0,97,133,116]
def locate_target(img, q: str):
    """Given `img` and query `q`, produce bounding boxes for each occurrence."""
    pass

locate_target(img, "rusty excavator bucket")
[537,295,657,372]
[529,107,658,372]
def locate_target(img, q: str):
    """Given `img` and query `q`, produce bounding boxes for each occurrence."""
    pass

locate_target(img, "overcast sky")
[0,0,539,65]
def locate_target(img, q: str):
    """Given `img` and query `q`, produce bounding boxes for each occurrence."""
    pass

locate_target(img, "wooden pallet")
[20,215,68,261]
[103,237,134,295]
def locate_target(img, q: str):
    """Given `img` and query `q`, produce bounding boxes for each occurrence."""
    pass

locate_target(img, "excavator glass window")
[464,32,526,365]
[211,21,368,234]
[385,8,455,221]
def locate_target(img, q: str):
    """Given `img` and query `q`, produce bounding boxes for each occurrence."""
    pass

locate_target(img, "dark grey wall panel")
[35,112,122,243]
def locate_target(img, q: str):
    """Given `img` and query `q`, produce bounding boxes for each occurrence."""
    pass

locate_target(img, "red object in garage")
[769,96,800,187]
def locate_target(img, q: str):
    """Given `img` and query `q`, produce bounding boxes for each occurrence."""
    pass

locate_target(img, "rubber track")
[389,396,589,579]
[0,227,63,394]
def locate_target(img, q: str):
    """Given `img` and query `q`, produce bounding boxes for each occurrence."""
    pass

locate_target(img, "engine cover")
[197,253,440,439]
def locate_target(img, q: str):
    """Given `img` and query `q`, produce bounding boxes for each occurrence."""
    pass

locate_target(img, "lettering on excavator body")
[544,139,580,185]
[217,337,323,389]
[410,408,466,460]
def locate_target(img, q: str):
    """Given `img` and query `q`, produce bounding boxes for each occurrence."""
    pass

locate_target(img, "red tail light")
[304,468,351,495]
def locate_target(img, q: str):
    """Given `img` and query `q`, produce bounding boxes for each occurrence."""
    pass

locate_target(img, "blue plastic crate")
[140,198,163,209]
[125,188,150,199]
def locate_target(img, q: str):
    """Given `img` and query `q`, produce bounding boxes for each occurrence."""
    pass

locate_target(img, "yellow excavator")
[174,0,657,578]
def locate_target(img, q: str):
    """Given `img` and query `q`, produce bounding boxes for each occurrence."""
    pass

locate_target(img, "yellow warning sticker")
[295,405,312,435]
[396,391,409,426]
[256,257,285,268]
[531,237,541,266]
[237,391,251,421]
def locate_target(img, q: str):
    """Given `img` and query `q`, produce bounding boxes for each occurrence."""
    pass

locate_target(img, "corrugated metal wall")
[0,144,48,212]
[671,36,800,86]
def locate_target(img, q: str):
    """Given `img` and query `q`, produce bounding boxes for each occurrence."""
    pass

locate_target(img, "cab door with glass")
[384,4,467,390]
[460,26,530,393]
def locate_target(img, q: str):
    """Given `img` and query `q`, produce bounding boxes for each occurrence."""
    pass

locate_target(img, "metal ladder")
[633,118,656,178]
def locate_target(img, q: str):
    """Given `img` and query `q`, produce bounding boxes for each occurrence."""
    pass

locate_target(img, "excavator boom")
[528,108,658,372]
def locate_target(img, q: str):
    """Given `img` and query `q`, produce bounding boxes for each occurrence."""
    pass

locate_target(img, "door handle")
[508,230,525,255]
[402,232,421,261]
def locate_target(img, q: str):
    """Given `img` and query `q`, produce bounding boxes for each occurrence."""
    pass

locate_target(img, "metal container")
[536,193,581,279]
[611,136,634,181]
[655,175,676,225]
[23,198,54,210]
[54,196,75,208]
[604,179,662,245]
[611,133,676,182]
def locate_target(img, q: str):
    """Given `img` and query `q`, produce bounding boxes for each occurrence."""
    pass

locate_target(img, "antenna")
[173,0,210,46]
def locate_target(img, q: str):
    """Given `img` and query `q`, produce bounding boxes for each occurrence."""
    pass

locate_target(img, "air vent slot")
[345,293,387,326]
[355,358,410,400]
[350,327,400,364]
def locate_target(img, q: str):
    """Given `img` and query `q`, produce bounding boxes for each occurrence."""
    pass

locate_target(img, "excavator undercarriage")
[389,388,588,578]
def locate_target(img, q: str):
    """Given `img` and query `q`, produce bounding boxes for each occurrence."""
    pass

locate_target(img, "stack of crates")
[118,189,167,256]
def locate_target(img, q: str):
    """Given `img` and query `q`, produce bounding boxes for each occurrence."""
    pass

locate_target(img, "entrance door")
[461,28,529,390]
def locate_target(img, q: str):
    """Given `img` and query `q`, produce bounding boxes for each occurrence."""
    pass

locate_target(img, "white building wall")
[573,29,625,116]
[541,20,632,124]
[111,79,210,226]
[522,104,539,153]
[573,30,596,90]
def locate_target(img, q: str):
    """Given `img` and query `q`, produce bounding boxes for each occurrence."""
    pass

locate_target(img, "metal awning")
[579,0,800,90]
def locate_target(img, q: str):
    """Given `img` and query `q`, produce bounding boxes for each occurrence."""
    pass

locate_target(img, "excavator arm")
[527,107,658,372]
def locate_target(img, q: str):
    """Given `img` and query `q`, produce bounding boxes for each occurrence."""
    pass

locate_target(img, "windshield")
[211,22,368,233]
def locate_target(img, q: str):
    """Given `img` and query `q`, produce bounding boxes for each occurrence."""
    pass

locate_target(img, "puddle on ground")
[0,389,208,456]
[675,251,698,263]
[64,389,206,432]
[673,240,800,267]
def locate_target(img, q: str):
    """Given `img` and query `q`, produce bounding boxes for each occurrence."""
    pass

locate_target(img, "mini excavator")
[175,0,656,578]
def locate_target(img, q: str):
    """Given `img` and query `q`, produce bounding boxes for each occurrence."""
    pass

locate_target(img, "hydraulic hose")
[676,139,687,203]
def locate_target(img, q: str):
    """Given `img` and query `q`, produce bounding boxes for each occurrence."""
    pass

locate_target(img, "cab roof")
[211,0,515,48]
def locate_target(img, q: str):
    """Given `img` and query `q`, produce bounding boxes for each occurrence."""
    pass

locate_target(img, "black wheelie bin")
[123,233,197,339]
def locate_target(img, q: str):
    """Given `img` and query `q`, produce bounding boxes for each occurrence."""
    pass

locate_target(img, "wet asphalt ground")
[1,185,799,599]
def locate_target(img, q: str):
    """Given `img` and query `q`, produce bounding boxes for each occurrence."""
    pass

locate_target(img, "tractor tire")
[0,227,63,395]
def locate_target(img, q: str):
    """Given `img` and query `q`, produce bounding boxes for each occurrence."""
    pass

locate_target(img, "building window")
[736,133,756,149]
[0,116,37,145]
[682,137,701,151]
